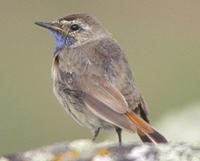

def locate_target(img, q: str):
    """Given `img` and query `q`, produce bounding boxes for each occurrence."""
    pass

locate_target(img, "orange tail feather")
[125,112,168,144]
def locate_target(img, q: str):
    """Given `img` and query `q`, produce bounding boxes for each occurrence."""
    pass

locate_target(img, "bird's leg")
[115,127,122,145]
[92,128,100,142]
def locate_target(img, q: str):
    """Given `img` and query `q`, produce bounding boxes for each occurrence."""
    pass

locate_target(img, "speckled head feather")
[59,13,102,26]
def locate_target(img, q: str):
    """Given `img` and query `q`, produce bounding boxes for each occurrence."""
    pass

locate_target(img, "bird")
[35,13,167,144]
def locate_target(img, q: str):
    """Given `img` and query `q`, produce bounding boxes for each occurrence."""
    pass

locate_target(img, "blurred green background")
[0,0,200,155]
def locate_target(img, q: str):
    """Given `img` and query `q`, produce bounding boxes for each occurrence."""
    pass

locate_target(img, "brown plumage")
[35,13,168,144]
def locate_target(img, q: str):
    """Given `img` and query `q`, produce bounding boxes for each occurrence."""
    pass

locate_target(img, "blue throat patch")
[51,31,76,54]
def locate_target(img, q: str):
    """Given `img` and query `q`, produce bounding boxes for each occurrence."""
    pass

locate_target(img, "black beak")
[35,21,62,32]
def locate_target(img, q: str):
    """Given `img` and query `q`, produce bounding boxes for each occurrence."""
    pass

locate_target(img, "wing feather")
[87,80,129,114]
[84,92,136,131]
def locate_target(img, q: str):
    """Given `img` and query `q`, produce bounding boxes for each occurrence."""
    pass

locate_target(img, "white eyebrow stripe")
[60,20,68,24]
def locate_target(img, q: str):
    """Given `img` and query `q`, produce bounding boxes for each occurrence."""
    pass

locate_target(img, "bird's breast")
[51,47,93,91]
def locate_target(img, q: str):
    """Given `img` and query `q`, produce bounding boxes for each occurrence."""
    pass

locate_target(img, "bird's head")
[35,13,109,52]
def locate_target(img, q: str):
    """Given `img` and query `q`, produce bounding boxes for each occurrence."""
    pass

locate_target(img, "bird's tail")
[125,112,168,144]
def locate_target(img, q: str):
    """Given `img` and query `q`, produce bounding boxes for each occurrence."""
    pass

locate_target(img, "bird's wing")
[83,79,136,131]
[77,39,167,143]
[87,80,129,114]
[79,38,147,114]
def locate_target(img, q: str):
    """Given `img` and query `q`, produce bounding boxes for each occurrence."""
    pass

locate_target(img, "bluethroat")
[35,13,167,144]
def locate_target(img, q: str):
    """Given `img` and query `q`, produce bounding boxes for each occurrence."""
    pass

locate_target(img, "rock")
[0,140,199,161]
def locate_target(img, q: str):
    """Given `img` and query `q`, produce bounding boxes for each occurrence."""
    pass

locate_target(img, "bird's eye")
[70,24,80,31]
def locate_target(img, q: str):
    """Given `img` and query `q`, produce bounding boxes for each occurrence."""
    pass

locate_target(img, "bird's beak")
[35,21,65,33]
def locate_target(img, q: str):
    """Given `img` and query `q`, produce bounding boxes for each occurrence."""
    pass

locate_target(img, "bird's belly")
[52,77,113,130]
